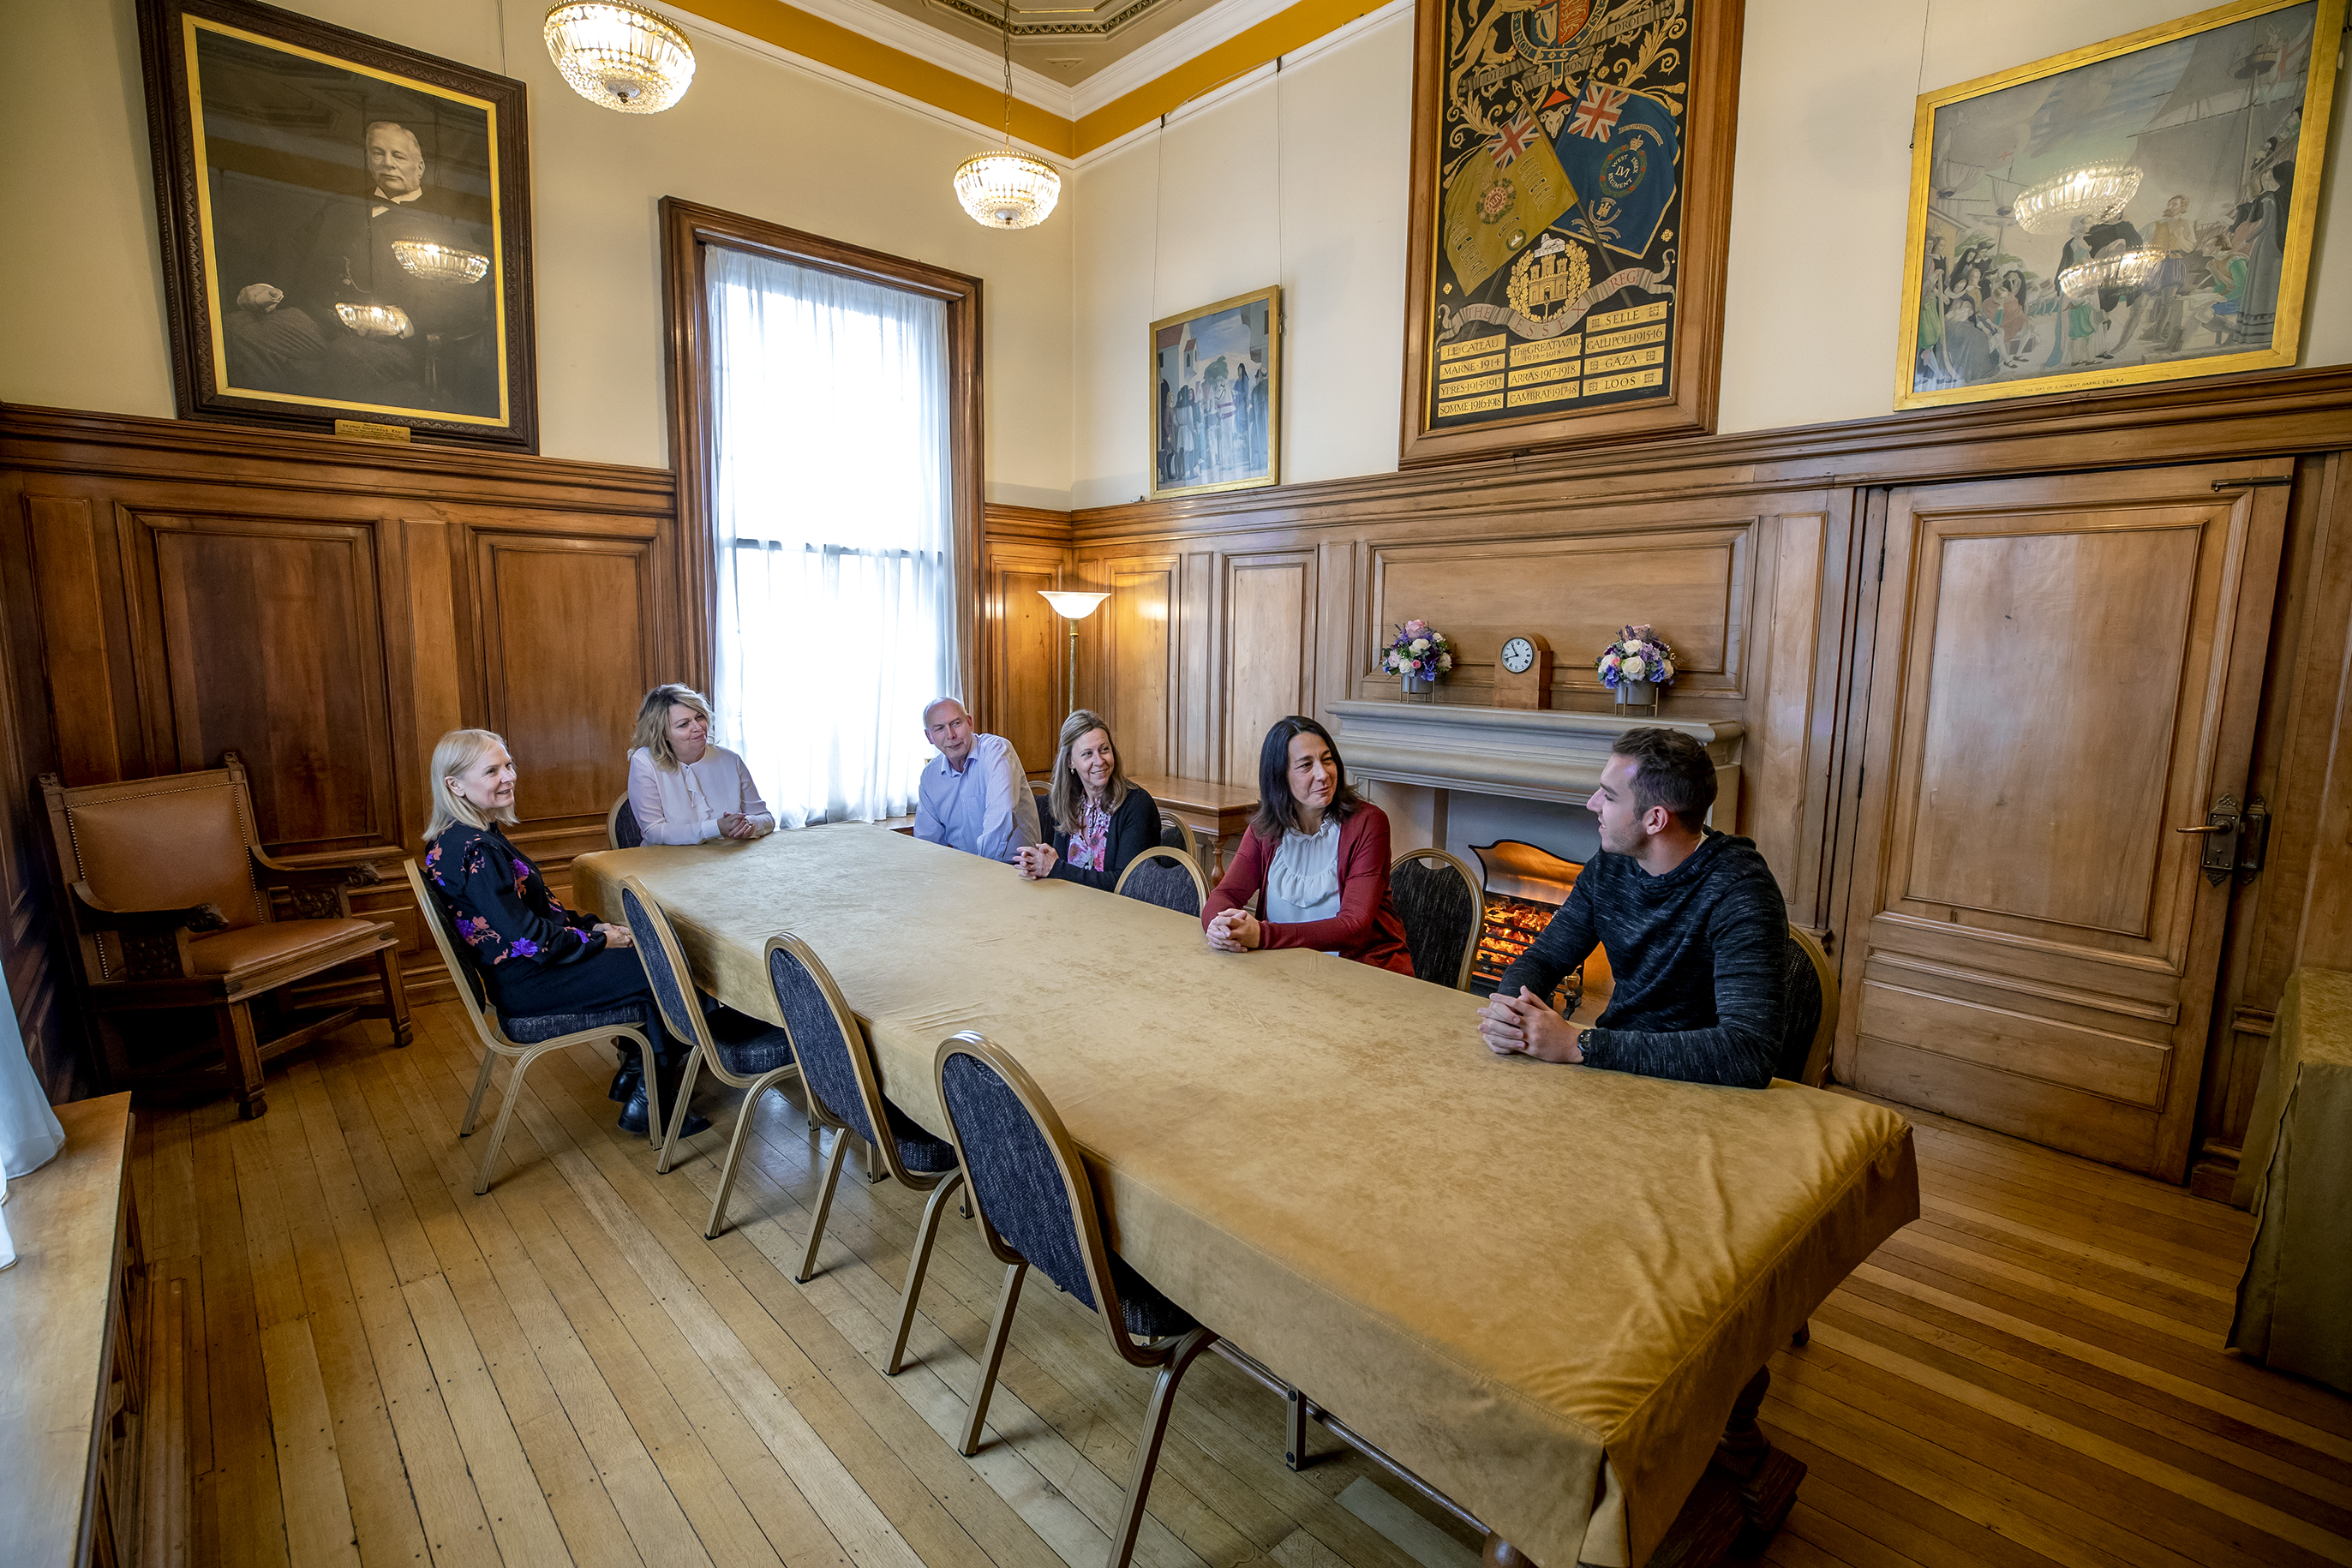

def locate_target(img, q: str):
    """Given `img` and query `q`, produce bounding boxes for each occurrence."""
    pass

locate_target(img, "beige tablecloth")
[572,826,1918,1568]
[2229,967,2352,1392]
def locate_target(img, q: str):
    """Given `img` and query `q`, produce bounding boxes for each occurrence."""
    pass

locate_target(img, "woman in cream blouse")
[626,685,775,845]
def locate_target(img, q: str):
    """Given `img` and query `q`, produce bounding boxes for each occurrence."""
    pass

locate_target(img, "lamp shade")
[544,1,696,114]
[1038,590,1110,619]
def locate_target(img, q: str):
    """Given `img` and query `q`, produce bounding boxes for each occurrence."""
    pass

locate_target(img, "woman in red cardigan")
[1202,715,1413,974]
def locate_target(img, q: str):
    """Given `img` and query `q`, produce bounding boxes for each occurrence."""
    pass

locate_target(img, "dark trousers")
[490,948,683,1065]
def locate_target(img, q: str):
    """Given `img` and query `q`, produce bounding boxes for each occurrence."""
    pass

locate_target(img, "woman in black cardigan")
[1014,709,1159,891]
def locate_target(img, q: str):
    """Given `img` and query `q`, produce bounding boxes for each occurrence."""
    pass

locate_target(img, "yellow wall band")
[679,0,1382,159]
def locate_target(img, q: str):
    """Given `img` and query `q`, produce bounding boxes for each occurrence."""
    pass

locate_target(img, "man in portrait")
[220,117,497,416]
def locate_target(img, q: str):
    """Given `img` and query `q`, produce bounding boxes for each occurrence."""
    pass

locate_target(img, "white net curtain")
[703,245,959,828]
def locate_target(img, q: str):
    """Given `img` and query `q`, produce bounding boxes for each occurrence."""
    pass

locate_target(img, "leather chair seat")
[187,918,389,979]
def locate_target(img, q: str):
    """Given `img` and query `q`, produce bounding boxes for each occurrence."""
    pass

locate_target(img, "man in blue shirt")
[913,698,1040,862]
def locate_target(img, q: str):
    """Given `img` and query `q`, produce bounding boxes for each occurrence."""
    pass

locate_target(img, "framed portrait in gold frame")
[1894,0,2343,412]
[1149,287,1281,501]
[138,0,537,452]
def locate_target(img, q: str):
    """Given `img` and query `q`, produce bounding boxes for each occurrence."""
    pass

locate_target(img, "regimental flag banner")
[1423,0,1697,433]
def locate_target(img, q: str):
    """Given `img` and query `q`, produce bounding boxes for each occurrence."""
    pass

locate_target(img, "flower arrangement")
[1382,619,1456,685]
[1596,624,1676,691]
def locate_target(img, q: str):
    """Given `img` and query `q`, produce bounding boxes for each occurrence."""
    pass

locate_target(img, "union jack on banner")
[1568,83,1627,140]
[1487,114,1540,165]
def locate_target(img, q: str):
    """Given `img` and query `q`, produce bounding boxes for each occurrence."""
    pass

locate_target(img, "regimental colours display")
[1896,0,2344,410]
[1401,0,1741,461]
[1151,287,1281,501]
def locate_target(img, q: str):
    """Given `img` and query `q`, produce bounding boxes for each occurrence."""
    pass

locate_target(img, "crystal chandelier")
[2057,248,2163,303]
[955,0,1060,229]
[2012,163,2142,234]
[390,239,491,285]
[544,1,696,114]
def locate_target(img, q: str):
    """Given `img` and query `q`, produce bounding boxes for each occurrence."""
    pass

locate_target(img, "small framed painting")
[1150,287,1281,501]
[1895,0,2343,410]
[138,0,538,451]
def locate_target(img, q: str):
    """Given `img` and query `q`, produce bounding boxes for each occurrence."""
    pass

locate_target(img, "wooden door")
[1837,461,2291,1177]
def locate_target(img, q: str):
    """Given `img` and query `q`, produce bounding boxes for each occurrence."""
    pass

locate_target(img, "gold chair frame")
[1388,847,1485,991]
[932,1031,1216,1568]
[1111,847,1210,911]
[751,931,966,1375]
[609,876,807,1239]
[606,792,637,851]
[1156,811,1201,867]
[402,859,657,1194]
[1788,925,1837,1090]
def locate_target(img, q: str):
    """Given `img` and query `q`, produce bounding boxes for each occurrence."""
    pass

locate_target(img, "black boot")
[619,1076,709,1137]
[608,1051,642,1103]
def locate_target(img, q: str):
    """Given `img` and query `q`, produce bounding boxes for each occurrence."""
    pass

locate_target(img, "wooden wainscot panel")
[473,530,655,857]
[25,494,123,785]
[1103,555,1177,777]
[1223,551,1315,785]
[123,510,399,855]
[1838,462,2293,1177]
[1368,520,1754,703]
[984,538,1067,773]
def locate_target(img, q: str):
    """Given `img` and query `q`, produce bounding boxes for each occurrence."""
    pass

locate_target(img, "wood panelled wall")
[987,368,2352,1193]
[0,405,686,1096]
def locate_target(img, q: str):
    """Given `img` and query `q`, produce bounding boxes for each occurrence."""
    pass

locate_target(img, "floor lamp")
[1038,590,1110,720]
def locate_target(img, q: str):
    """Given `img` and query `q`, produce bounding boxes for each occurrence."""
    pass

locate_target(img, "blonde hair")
[426,728,518,844]
[1046,709,1128,834]
[631,684,714,770]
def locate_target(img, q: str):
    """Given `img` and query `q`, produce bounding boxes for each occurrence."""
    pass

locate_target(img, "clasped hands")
[1204,908,1262,952]
[594,921,635,949]
[716,811,760,841]
[1477,985,1585,1062]
[1013,842,1058,879]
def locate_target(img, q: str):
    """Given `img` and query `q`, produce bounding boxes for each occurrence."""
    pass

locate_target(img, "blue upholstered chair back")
[417,878,493,1013]
[940,1050,1098,1309]
[768,943,879,1147]
[613,798,643,850]
[620,884,703,1044]
[1119,854,1203,918]
[1391,853,1479,988]
[1775,935,1824,1084]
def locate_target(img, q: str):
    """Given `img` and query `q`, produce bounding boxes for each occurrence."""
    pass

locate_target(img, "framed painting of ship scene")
[1150,287,1282,501]
[1895,0,2343,410]
[1399,0,1744,466]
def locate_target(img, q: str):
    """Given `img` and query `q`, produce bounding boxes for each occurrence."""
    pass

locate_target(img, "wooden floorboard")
[127,1007,2351,1568]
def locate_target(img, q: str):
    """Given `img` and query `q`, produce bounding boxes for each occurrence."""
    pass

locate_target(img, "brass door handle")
[2177,823,2231,834]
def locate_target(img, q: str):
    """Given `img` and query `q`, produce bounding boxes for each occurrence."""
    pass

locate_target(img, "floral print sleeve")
[425,828,603,967]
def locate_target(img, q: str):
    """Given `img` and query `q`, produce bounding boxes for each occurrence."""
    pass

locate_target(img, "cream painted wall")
[1070,0,2352,503]
[0,0,1075,501]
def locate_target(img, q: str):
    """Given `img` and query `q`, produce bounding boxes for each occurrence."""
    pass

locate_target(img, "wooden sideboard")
[0,1093,147,1565]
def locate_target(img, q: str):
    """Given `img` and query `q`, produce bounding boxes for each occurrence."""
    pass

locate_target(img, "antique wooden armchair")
[41,752,410,1119]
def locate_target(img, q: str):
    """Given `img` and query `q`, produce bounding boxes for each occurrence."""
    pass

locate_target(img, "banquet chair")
[613,877,800,1236]
[1157,812,1200,867]
[1114,850,1208,918]
[1779,926,1835,1089]
[934,1032,1216,1568]
[761,931,965,1373]
[404,859,656,1193]
[607,793,643,850]
[1388,848,1483,990]
[43,754,411,1121]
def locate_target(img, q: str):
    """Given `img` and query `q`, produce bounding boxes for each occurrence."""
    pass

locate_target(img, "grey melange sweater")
[1493,829,1789,1088]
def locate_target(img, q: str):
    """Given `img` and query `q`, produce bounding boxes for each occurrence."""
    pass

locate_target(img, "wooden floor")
[123,1002,2352,1568]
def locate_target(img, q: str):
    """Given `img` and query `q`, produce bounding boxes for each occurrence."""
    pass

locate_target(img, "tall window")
[691,230,973,827]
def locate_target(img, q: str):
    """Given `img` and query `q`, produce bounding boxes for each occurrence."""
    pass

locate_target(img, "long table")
[572,826,1917,1568]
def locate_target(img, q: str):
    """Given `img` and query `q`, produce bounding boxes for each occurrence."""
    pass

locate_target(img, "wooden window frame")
[659,196,984,696]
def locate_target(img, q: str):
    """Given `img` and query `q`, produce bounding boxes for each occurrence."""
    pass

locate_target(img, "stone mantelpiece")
[1326,700,1743,822]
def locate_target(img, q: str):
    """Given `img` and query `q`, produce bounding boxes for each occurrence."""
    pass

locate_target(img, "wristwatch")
[1575,1028,1595,1062]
